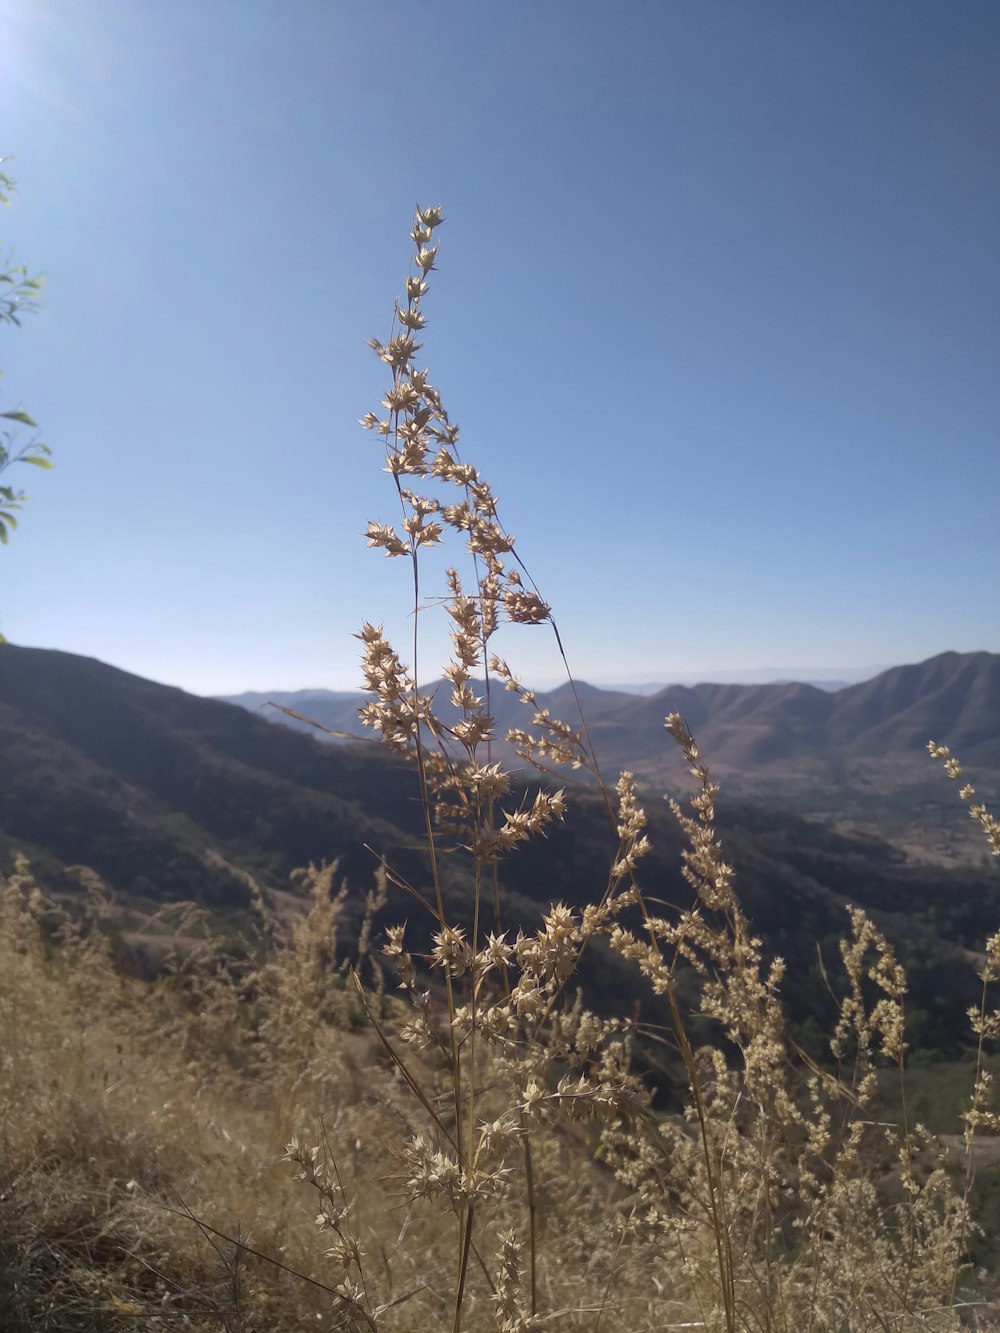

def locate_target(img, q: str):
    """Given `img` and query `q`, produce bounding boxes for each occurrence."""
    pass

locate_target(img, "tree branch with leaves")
[1,162,52,540]
[0,162,52,639]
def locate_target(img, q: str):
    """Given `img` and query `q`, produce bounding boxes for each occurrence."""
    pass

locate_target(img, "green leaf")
[21,454,53,469]
[0,409,36,427]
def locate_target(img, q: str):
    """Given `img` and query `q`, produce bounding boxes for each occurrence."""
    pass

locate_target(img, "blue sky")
[1,0,998,694]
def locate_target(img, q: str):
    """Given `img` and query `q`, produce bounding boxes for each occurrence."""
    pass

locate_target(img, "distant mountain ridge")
[596,667,882,694]
[219,650,1000,778]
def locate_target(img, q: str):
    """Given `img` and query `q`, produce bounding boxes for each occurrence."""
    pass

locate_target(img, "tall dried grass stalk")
[338,207,1000,1331]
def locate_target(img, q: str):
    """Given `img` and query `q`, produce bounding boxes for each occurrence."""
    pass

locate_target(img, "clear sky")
[1,0,998,694]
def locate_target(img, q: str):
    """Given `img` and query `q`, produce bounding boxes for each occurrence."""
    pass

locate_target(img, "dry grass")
[0,856,664,1330]
[2,208,999,1332]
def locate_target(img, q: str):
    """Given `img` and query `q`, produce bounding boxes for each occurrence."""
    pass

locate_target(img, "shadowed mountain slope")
[0,643,428,911]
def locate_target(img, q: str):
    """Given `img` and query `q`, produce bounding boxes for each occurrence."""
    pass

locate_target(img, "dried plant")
[334,207,1000,1331]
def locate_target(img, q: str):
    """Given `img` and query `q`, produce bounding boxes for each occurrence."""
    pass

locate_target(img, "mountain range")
[2,641,997,1056]
[220,651,1000,806]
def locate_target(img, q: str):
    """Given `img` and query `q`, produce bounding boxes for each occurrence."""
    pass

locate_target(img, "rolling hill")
[2,641,998,1054]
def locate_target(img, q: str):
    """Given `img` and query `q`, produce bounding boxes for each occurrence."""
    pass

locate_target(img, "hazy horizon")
[212,662,890,698]
[219,655,1000,699]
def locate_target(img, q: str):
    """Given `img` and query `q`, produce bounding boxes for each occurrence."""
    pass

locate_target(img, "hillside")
[0,643,428,915]
[2,642,998,1056]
